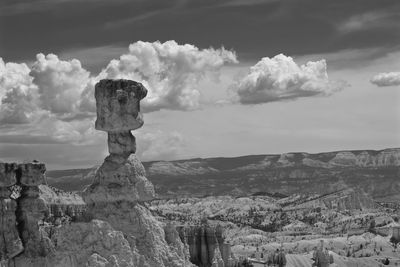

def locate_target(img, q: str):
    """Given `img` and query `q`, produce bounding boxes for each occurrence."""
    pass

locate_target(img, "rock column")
[84,79,154,205]
[16,162,48,257]
[0,163,23,260]
[84,79,195,267]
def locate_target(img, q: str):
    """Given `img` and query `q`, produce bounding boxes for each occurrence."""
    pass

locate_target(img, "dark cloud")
[2,0,400,66]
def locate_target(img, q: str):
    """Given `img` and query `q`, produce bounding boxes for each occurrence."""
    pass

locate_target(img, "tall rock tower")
[84,79,154,205]
[83,79,192,267]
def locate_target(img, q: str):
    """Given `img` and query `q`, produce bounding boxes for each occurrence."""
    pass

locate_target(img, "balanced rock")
[108,131,136,155]
[95,79,147,132]
[83,79,194,267]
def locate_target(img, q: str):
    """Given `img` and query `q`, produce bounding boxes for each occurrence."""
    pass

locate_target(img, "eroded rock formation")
[1,79,194,266]
[0,161,52,262]
[16,162,51,258]
[81,79,193,267]
[177,223,239,267]
[0,163,23,260]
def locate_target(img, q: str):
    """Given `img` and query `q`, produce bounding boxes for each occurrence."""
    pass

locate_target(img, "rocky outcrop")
[0,163,24,260]
[282,188,377,212]
[0,161,52,262]
[320,188,377,211]
[177,223,239,267]
[16,162,51,258]
[39,185,86,223]
[94,79,147,132]
[329,149,400,167]
[82,79,193,267]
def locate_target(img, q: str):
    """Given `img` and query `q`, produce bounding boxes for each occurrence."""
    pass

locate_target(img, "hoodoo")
[82,79,193,267]
[0,79,194,267]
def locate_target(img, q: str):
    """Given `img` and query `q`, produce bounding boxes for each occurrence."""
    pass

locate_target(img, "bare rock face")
[0,199,24,260]
[51,220,142,266]
[39,185,87,222]
[178,224,238,267]
[0,163,23,260]
[83,79,194,267]
[16,162,51,258]
[320,188,377,211]
[86,79,155,205]
[95,79,147,132]
[84,154,154,204]
[18,162,46,187]
[0,162,17,187]
[0,161,50,263]
[108,131,136,155]
[329,149,400,167]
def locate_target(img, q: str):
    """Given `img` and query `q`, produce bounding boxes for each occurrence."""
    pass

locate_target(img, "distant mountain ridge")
[46,148,400,201]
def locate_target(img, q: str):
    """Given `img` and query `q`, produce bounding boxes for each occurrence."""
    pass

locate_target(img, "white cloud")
[136,130,185,161]
[31,53,91,115]
[98,40,238,112]
[0,58,39,123]
[370,72,400,87]
[1,40,234,166]
[230,54,345,104]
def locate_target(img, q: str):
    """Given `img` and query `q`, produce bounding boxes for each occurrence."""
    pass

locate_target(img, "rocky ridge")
[46,148,400,201]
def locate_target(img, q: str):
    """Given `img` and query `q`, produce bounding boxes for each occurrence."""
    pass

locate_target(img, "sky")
[0,0,400,169]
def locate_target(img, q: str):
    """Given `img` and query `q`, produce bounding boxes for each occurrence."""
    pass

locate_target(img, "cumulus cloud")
[370,72,400,87]
[136,130,185,161]
[31,53,91,115]
[230,54,345,105]
[0,54,95,124]
[98,40,238,112]
[0,40,235,167]
[0,58,39,124]
[1,41,237,124]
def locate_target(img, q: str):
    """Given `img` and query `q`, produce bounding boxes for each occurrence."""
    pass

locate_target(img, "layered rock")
[16,162,50,258]
[320,188,377,211]
[0,163,23,260]
[177,223,238,267]
[0,161,54,263]
[329,149,400,167]
[83,79,193,267]
[282,188,377,212]
[94,79,147,132]
[39,185,87,223]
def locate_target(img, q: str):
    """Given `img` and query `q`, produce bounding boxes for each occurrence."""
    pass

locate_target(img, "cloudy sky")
[1,0,399,169]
